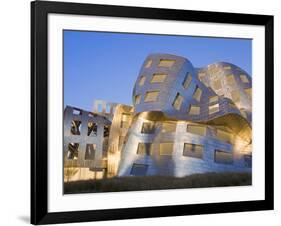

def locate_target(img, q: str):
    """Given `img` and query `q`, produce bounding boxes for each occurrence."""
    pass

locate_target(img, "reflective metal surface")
[64,53,252,180]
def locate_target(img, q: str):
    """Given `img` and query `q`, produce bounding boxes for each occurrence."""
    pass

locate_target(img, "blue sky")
[64,30,252,111]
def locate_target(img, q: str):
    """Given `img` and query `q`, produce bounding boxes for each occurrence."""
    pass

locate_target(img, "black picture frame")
[31,0,274,224]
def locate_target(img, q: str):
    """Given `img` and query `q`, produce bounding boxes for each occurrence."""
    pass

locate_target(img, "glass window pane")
[137,143,152,155]
[141,122,156,134]
[144,91,159,102]
[209,103,220,114]
[139,76,146,86]
[183,143,203,159]
[130,164,148,176]
[151,73,167,83]
[158,59,175,67]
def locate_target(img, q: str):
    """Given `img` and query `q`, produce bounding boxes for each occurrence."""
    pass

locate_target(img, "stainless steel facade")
[64,53,252,181]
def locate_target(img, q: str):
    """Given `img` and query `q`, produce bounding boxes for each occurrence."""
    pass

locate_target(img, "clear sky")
[64,30,252,111]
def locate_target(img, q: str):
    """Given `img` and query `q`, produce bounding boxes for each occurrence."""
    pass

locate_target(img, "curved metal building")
[118,53,252,177]
[63,53,252,181]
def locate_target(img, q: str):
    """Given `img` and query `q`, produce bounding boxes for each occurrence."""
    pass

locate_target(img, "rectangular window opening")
[183,143,203,159]
[193,86,202,102]
[214,150,233,164]
[66,143,79,160]
[141,122,156,134]
[85,144,96,160]
[135,95,141,105]
[139,76,146,86]
[151,73,167,83]
[71,120,81,135]
[158,59,175,67]
[209,103,220,114]
[188,105,200,115]
[130,163,148,176]
[87,121,97,136]
[182,73,192,89]
[145,59,152,68]
[137,143,152,155]
[144,91,159,102]
[172,93,184,110]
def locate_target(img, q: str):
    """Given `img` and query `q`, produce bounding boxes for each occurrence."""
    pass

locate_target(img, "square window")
[130,163,148,176]
[193,87,202,102]
[214,150,233,164]
[172,93,184,110]
[137,143,152,155]
[139,76,146,86]
[187,125,206,136]
[66,143,79,160]
[183,143,203,159]
[158,59,175,67]
[240,74,249,83]
[182,73,192,89]
[71,120,81,135]
[144,91,159,102]
[209,103,220,114]
[145,59,152,68]
[87,122,97,136]
[151,73,167,83]
[141,122,156,134]
[135,95,141,105]
[104,125,110,137]
[188,105,200,115]
[159,143,174,155]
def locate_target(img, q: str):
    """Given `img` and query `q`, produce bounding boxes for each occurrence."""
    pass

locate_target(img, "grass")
[64,172,251,194]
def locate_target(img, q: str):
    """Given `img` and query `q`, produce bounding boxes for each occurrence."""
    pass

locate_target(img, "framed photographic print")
[31,0,274,224]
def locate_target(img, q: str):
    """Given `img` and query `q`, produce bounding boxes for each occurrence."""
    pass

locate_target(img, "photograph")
[63,30,253,194]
